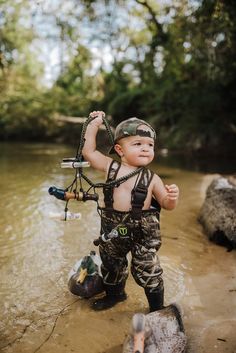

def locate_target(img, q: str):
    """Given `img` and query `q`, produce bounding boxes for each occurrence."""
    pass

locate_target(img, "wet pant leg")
[99,241,129,286]
[131,243,163,290]
[131,213,164,310]
[131,213,163,291]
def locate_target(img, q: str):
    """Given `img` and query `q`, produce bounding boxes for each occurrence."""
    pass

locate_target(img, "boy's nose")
[141,145,149,151]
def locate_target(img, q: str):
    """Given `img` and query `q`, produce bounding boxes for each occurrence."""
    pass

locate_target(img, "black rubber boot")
[145,285,164,312]
[92,282,127,311]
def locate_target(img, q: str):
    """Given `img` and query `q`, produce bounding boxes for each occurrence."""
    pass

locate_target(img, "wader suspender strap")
[103,160,154,219]
[103,160,121,208]
[131,168,154,220]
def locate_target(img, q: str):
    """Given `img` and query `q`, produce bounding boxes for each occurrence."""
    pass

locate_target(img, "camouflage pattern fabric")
[98,208,163,290]
[113,117,156,142]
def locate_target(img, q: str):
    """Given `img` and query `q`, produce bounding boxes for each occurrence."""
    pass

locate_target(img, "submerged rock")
[199,176,236,249]
[123,304,187,353]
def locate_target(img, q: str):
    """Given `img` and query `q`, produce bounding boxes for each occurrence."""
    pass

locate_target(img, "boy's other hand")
[165,184,179,201]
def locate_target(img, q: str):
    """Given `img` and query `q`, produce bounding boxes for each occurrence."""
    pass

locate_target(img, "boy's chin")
[122,157,152,167]
[137,158,153,166]
[135,161,151,167]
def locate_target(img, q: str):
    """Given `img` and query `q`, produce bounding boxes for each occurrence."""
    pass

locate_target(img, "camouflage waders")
[99,208,163,291]
[92,160,164,311]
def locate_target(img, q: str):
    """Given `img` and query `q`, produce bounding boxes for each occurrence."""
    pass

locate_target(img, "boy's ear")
[114,144,123,157]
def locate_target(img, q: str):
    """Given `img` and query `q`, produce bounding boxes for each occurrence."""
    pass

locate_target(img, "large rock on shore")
[199,176,236,249]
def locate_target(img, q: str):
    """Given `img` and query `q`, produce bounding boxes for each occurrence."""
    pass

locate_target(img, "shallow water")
[0,143,235,353]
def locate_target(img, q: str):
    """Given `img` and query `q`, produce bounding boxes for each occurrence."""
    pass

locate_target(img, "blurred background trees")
[0,0,235,154]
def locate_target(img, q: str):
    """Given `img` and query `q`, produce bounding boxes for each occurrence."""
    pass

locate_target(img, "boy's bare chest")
[104,164,154,210]
[115,177,136,195]
[109,168,138,204]
[111,168,153,210]
[116,168,139,190]
[112,177,137,209]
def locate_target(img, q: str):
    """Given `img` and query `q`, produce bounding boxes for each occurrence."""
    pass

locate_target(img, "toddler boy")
[82,111,179,311]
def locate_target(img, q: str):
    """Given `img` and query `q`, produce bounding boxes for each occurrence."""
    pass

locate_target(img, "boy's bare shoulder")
[151,172,166,193]
[152,172,164,184]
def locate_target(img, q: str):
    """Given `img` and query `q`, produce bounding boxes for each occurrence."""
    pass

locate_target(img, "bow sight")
[61,158,90,169]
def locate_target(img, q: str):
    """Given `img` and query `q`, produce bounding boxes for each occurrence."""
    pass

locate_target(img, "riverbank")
[0,143,235,353]
[1,140,236,175]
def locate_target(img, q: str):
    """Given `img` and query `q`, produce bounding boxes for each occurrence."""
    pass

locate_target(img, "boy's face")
[115,134,155,167]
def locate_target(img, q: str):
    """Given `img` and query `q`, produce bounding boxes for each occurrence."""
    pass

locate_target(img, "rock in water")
[123,304,187,353]
[199,176,236,249]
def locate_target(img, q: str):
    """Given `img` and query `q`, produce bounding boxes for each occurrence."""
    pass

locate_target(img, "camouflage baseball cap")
[109,117,156,154]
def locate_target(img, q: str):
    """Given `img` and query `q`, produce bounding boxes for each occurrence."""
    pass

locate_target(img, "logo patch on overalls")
[118,226,128,236]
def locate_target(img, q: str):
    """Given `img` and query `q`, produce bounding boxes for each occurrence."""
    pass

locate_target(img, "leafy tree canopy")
[0,0,235,154]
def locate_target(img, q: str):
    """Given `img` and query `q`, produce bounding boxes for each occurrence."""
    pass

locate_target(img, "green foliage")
[0,69,56,140]
[0,0,33,71]
[52,45,95,116]
[0,0,235,154]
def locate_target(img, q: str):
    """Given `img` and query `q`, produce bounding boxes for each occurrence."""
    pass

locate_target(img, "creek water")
[0,142,235,353]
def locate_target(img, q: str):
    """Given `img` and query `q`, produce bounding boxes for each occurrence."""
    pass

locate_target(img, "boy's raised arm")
[82,111,112,172]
